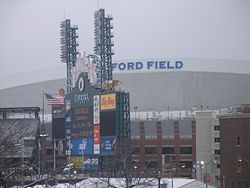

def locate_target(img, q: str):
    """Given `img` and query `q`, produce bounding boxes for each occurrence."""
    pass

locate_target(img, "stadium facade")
[1,58,250,115]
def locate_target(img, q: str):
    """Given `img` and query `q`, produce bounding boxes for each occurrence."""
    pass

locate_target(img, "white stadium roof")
[0,58,250,90]
[1,58,250,113]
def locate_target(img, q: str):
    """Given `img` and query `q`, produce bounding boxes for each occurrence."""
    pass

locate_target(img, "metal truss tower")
[60,19,79,93]
[118,92,131,148]
[94,9,114,87]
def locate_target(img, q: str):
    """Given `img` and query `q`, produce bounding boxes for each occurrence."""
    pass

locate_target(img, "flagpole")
[53,139,56,172]
[42,92,45,124]
[40,92,45,175]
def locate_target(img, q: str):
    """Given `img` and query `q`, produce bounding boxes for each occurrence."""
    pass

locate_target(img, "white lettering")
[74,93,89,104]
[112,60,183,72]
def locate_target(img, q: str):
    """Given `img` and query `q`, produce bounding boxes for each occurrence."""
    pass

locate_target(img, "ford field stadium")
[1,58,250,115]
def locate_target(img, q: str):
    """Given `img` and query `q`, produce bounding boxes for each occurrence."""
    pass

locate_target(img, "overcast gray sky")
[0,0,250,78]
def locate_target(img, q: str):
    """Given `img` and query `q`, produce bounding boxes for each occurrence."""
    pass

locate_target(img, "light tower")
[60,19,79,93]
[94,9,114,88]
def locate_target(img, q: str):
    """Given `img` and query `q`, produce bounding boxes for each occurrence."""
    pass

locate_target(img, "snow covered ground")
[31,178,216,188]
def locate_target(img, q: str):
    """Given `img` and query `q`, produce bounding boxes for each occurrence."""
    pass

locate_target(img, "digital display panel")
[100,111,116,136]
[52,117,65,139]
[71,107,93,138]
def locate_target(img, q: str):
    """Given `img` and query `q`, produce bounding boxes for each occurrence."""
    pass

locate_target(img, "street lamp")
[157,169,166,188]
[134,106,138,120]
[204,159,217,188]
[38,133,50,176]
[196,161,205,181]
[81,139,86,172]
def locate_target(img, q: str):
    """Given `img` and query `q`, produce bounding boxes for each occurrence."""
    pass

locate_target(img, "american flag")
[45,93,64,105]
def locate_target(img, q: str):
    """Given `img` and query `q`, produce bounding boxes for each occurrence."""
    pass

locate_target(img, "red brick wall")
[131,119,196,177]
[220,115,250,186]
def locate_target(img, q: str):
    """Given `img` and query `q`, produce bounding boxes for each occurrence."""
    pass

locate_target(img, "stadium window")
[145,147,157,154]
[180,147,192,154]
[214,138,220,142]
[162,147,175,154]
[215,150,220,155]
[236,136,241,146]
[214,126,220,131]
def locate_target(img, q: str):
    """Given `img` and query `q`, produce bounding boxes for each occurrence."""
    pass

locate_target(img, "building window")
[214,126,220,130]
[180,161,193,169]
[231,182,235,188]
[162,147,175,154]
[217,164,220,168]
[145,147,157,154]
[215,150,220,155]
[145,161,157,168]
[165,156,176,163]
[180,147,192,154]
[215,175,220,180]
[236,136,240,146]
[46,148,53,155]
[132,147,140,155]
[214,138,220,142]
[237,159,242,173]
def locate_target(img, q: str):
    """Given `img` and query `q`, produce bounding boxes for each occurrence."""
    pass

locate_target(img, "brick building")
[219,113,250,188]
[130,118,196,177]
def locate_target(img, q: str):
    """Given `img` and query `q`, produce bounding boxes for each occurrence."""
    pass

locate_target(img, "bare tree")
[0,120,25,187]
[93,144,157,188]
[0,119,39,187]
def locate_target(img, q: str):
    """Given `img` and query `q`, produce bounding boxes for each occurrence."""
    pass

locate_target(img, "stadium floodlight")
[60,19,79,93]
[94,9,114,87]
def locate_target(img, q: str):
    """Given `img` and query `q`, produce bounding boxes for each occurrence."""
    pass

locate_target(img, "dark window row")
[132,146,192,155]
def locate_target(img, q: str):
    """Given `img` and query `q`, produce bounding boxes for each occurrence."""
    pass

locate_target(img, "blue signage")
[83,156,99,169]
[71,138,93,155]
[100,136,116,154]
[112,60,183,72]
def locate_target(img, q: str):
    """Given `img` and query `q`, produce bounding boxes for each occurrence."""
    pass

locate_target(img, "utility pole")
[38,139,41,176]
[82,139,85,172]
[21,138,24,187]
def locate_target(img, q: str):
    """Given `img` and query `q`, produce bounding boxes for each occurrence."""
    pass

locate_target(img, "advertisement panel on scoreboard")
[100,136,116,154]
[93,125,100,154]
[84,155,99,169]
[71,138,93,155]
[52,105,65,117]
[93,95,100,124]
[100,93,116,111]
[68,156,99,169]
